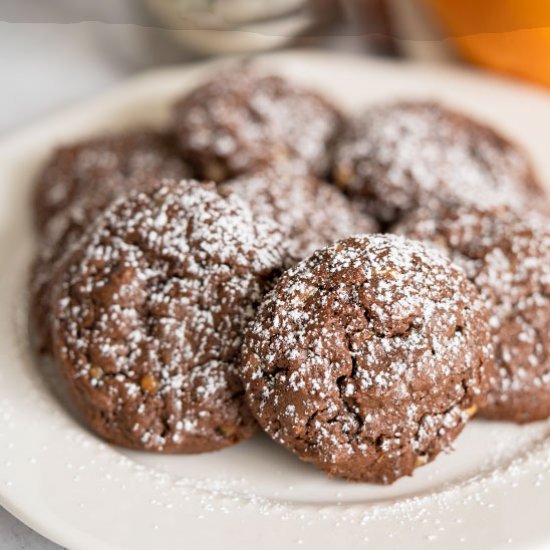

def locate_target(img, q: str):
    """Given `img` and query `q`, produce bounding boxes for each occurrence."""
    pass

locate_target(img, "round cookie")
[50,180,288,453]
[240,234,493,483]
[396,203,550,423]
[32,129,189,232]
[332,101,544,224]
[219,164,378,261]
[30,130,189,353]
[173,67,342,181]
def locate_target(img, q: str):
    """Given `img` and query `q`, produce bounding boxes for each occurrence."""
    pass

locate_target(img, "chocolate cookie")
[332,101,544,224]
[32,129,189,232]
[50,180,288,452]
[173,67,342,181]
[30,130,189,353]
[240,234,493,483]
[397,203,550,423]
[220,164,378,261]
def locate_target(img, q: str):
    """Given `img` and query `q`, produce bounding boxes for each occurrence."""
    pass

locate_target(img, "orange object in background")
[424,0,550,88]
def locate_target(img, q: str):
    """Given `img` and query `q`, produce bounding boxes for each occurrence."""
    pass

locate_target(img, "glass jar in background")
[143,0,402,56]
[144,0,320,54]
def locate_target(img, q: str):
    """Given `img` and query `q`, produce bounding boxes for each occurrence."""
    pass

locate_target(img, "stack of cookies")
[29,65,550,484]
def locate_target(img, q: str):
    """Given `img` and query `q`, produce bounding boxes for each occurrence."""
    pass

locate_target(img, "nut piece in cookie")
[50,180,288,453]
[397,203,550,423]
[240,234,493,483]
[333,101,544,225]
[29,130,189,354]
[173,67,342,181]
[220,163,378,262]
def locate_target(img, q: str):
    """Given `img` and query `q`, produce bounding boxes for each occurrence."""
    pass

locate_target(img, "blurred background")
[3,0,550,134]
[2,1,550,548]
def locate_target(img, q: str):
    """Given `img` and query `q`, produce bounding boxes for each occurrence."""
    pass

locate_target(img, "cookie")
[219,164,378,261]
[32,129,189,232]
[50,180,288,452]
[332,101,544,224]
[397,203,550,423]
[173,67,342,181]
[240,234,493,483]
[30,130,189,353]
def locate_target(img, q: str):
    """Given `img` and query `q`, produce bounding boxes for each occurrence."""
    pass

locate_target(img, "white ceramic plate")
[2,51,550,550]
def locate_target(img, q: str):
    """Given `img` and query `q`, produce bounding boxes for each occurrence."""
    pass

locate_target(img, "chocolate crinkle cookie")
[50,180,288,453]
[219,164,378,262]
[29,130,189,353]
[332,101,544,224]
[240,234,493,483]
[32,129,189,233]
[397,203,550,423]
[173,67,342,181]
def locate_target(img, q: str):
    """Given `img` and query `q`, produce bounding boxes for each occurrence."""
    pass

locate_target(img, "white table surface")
[0,2,377,548]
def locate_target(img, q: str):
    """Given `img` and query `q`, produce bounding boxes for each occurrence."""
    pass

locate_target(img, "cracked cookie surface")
[30,130,190,353]
[50,180,288,453]
[397,204,550,423]
[239,234,493,483]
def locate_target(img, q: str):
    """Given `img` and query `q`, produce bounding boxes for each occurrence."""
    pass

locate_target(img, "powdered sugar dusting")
[51,180,288,452]
[29,131,190,353]
[397,204,550,421]
[174,67,342,180]
[33,129,189,233]
[241,234,493,483]
[221,163,378,261]
[333,102,542,222]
